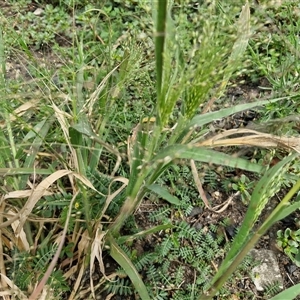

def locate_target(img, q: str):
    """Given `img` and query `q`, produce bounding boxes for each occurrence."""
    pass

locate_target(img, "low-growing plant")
[277,227,300,267]
[247,0,300,123]
[264,280,284,298]
[231,174,253,205]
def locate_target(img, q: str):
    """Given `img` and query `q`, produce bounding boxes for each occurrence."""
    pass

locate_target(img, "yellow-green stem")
[200,179,300,300]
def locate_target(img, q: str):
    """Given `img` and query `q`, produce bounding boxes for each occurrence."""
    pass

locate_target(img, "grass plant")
[0,0,299,299]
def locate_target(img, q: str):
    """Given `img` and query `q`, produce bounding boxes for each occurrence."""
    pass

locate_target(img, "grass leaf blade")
[270,283,300,300]
[108,234,151,300]
[155,0,167,100]
[147,183,181,205]
[186,97,287,129]
[152,145,264,173]
[208,153,298,290]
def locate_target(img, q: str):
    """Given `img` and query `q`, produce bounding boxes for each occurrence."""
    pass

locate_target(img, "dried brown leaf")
[77,229,90,263]
[68,263,85,300]
[99,177,128,221]
[8,210,30,251]
[197,128,300,152]
[4,190,52,200]
[0,274,28,300]
[0,99,39,128]
[16,170,73,235]
[90,227,108,298]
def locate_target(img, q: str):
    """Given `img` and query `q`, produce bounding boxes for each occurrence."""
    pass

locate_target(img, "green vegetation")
[0,0,299,299]
[277,227,300,267]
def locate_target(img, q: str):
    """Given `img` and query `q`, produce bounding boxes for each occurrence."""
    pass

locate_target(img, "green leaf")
[219,0,250,91]
[146,183,180,205]
[118,224,175,244]
[70,123,121,159]
[0,132,11,167]
[155,0,167,100]
[69,126,83,147]
[20,118,53,189]
[260,178,300,233]
[108,234,151,300]
[294,251,300,266]
[285,228,292,238]
[270,283,300,300]
[186,97,287,129]
[288,240,299,248]
[23,119,47,141]
[213,153,297,283]
[71,121,95,138]
[272,202,300,224]
[152,145,264,173]
[0,168,52,175]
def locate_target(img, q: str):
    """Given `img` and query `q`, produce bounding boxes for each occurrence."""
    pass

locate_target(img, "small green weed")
[232,174,253,205]
[277,228,300,267]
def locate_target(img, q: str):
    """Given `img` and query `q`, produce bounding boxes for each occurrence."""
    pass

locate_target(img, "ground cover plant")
[0,0,299,299]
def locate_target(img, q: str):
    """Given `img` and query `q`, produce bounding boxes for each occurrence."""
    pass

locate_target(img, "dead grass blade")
[0,170,74,230]
[0,99,40,129]
[8,210,30,251]
[0,291,12,299]
[1,224,21,250]
[90,227,108,298]
[16,170,73,235]
[87,177,128,297]
[73,172,104,195]
[83,64,120,118]
[52,102,79,170]
[196,128,300,152]
[0,198,8,295]
[63,265,78,281]
[191,159,240,213]
[0,274,28,300]
[28,190,79,300]
[36,286,55,300]
[69,263,85,300]
[4,190,53,200]
[77,229,90,267]
[99,177,128,221]
[67,229,91,299]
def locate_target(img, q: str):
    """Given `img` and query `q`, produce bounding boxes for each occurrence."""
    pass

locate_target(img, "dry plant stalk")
[28,190,79,300]
[195,128,300,153]
[191,159,240,213]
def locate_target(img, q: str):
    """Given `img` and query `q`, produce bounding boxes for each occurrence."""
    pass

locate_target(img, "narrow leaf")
[0,168,52,175]
[108,234,151,300]
[72,121,95,137]
[270,283,300,300]
[20,118,53,188]
[69,126,83,147]
[118,224,175,244]
[186,97,287,129]
[147,183,181,205]
[272,201,300,224]
[155,0,167,99]
[220,0,250,90]
[212,153,297,283]
[152,145,264,173]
